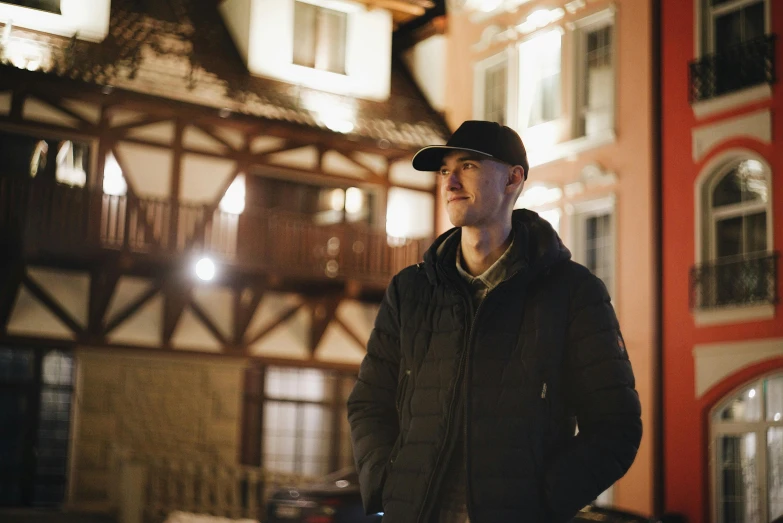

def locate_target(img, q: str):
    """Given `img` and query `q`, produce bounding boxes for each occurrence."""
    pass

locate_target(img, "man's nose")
[446,171,461,191]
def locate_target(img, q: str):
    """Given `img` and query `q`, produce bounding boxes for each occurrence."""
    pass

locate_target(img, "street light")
[195,257,216,281]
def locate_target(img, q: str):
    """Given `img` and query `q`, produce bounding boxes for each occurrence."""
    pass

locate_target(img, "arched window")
[711,374,783,522]
[708,158,770,260]
[694,155,774,312]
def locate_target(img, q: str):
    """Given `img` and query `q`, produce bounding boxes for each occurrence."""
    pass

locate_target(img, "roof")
[2,0,448,150]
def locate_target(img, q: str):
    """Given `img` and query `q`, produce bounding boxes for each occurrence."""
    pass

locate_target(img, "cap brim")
[411,146,495,172]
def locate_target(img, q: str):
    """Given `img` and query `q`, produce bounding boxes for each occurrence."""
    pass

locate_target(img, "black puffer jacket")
[347,209,642,523]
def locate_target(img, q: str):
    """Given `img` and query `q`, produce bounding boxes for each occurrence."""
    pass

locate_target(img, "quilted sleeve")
[346,274,402,514]
[543,273,643,523]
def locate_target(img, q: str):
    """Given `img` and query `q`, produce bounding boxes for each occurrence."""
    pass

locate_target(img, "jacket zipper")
[416,278,513,523]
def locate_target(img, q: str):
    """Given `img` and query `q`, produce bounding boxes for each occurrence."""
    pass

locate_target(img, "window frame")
[571,8,617,140]
[569,195,617,299]
[292,0,351,75]
[241,364,357,476]
[697,151,774,265]
[695,0,771,57]
[516,27,563,131]
[710,373,783,523]
[473,48,516,127]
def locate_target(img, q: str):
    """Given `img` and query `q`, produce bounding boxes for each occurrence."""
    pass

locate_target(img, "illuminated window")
[293,1,348,75]
[54,141,87,187]
[219,174,246,215]
[103,152,127,196]
[518,30,561,128]
[571,197,616,298]
[711,374,783,522]
[574,12,615,137]
[241,366,356,475]
[475,53,508,125]
[2,0,61,15]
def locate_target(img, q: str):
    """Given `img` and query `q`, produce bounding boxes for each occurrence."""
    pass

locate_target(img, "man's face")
[439,150,517,229]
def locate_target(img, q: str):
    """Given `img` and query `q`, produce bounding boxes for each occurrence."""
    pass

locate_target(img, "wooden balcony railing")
[0,178,424,285]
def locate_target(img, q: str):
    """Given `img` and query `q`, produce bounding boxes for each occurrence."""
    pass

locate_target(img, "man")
[347,121,642,523]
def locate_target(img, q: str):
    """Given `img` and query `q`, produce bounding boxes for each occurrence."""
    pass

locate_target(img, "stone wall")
[68,348,246,509]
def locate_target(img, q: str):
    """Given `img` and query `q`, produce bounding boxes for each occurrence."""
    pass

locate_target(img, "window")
[693,155,775,313]
[518,30,561,128]
[574,14,615,137]
[704,0,765,54]
[709,159,769,261]
[711,374,783,522]
[0,130,90,187]
[474,53,509,125]
[514,183,563,234]
[293,1,348,75]
[2,0,61,14]
[572,199,615,297]
[242,366,356,477]
[0,347,74,506]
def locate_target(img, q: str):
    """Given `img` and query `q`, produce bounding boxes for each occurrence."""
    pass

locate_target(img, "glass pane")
[717,433,758,523]
[0,348,35,382]
[768,378,783,422]
[484,61,507,125]
[744,212,767,254]
[713,162,768,208]
[717,384,762,422]
[42,350,73,386]
[715,10,744,51]
[317,7,347,74]
[265,367,333,402]
[263,401,298,474]
[0,392,29,469]
[301,403,329,476]
[293,1,317,68]
[716,216,743,258]
[769,428,783,521]
[744,2,765,42]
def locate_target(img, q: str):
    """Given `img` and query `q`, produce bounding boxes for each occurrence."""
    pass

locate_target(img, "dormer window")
[3,0,61,15]
[293,1,348,75]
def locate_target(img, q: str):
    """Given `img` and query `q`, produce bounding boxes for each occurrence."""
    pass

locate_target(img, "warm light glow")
[749,389,756,399]
[103,152,127,196]
[477,0,503,12]
[516,8,565,34]
[301,91,356,134]
[219,174,246,215]
[329,188,346,211]
[55,141,87,187]
[4,38,48,71]
[345,187,363,214]
[195,257,216,281]
[775,413,781,422]
[515,184,563,209]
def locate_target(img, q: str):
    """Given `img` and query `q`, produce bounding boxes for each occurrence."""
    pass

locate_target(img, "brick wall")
[68,348,246,509]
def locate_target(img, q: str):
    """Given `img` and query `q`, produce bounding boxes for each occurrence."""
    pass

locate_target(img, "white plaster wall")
[389,160,436,189]
[180,154,236,203]
[23,98,80,128]
[222,0,392,100]
[267,146,319,170]
[107,295,164,347]
[0,0,111,42]
[7,287,75,339]
[403,35,447,112]
[26,267,90,329]
[386,187,435,239]
[0,91,12,115]
[115,142,173,199]
[171,308,223,352]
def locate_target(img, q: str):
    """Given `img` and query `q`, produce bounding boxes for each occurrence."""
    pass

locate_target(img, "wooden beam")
[246,302,304,346]
[193,123,237,151]
[29,92,95,129]
[162,280,191,345]
[308,294,343,355]
[333,316,368,352]
[189,298,229,346]
[109,116,173,135]
[104,283,160,335]
[234,285,264,345]
[22,273,85,336]
[354,0,428,15]
[87,265,120,339]
[0,261,24,334]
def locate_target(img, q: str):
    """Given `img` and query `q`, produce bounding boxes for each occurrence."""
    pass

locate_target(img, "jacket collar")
[421,209,572,287]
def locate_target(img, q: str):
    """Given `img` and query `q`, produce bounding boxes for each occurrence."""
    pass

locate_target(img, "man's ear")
[505,166,525,194]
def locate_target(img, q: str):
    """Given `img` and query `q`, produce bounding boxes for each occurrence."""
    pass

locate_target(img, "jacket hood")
[421,209,572,286]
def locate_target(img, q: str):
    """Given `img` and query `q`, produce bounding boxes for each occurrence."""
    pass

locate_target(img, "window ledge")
[694,303,775,327]
[528,128,616,169]
[692,84,772,120]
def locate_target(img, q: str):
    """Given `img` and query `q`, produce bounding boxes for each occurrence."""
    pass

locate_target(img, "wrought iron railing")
[690,252,779,310]
[689,34,777,103]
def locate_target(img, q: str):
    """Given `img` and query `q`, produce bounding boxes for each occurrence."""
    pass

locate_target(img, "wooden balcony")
[0,178,423,292]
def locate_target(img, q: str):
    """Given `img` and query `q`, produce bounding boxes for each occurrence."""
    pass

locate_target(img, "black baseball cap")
[412,120,529,179]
